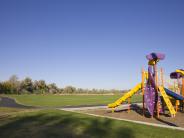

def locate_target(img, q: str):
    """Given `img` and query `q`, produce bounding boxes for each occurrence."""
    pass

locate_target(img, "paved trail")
[0,97,34,109]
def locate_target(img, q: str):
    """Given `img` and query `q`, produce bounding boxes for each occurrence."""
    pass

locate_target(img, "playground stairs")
[158,86,176,116]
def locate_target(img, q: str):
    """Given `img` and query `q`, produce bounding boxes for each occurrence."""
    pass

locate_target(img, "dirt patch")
[80,106,184,128]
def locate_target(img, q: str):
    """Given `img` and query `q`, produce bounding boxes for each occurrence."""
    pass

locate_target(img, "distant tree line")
[0,75,126,95]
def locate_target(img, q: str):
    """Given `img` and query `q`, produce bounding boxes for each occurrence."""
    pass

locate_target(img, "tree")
[58,88,64,94]
[63,86,76,94]
[33,80,48,94]
[76,88,85,93]
[48,83,59,94]
[9,75,18,84]
[8,75,20,94]
[20,77,33,93]
[0,81,13,94]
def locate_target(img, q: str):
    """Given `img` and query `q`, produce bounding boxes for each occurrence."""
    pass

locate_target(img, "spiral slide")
[108,83,142,108]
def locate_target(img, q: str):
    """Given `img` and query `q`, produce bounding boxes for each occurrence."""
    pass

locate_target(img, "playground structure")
[169,69,184,112]
[108,53,184,118]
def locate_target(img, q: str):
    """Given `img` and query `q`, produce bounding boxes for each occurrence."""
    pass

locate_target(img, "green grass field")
[0,108,184,138]
[7,94,142,107]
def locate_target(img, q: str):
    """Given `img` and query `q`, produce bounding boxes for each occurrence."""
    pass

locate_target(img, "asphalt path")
[0,97,34,109]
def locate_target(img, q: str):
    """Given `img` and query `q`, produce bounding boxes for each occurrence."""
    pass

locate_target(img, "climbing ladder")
[158,86,176,117]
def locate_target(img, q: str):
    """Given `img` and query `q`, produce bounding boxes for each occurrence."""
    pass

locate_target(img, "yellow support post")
[174,81,176,92]
[160,68,164,87]
[128,97,131,113]
[154,65,160,118]
[160,68,165,114]
[175,100,179,113]
[183,78,184,96]
[182,78,184,111]
[142,68,145,116]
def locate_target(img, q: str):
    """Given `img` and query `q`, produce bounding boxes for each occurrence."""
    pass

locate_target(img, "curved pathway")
[0,97,35,109]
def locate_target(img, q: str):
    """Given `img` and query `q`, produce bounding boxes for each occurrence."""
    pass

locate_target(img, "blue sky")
[0,0,184,89]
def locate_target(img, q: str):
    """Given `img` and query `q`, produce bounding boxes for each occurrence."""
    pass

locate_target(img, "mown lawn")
[0,108,184,138]
[7,94,142,107]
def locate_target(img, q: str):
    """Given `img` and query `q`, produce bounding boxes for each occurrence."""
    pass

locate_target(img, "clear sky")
[0,0,184,89]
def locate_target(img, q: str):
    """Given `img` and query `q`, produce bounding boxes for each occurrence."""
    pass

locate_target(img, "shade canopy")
[170,72,183,79]
[146,53,165,61]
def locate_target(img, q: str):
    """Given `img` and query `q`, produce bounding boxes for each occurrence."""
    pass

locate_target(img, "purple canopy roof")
[146,53,165,61]
[170,72,183,79]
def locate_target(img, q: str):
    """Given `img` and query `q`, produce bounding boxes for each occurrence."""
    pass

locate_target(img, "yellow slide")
[158,86,176,116]
[108,83,142,108]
